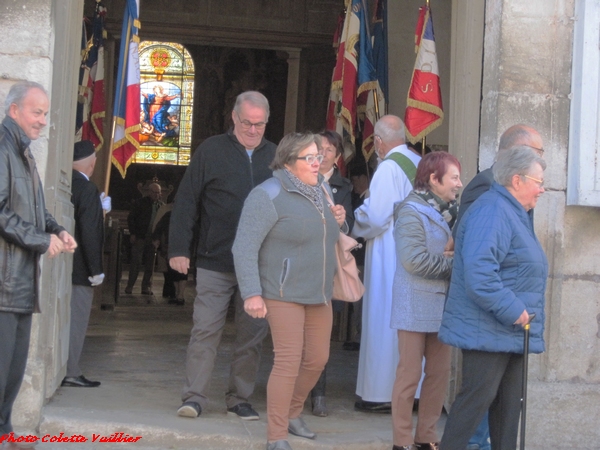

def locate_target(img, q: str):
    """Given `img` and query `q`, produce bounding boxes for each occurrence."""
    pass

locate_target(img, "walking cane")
[520,312,536,450]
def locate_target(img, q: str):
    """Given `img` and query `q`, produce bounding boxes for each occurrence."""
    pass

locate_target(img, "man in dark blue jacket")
[169,91,276,421]
[62,140,106,389]
[0,81,76,437]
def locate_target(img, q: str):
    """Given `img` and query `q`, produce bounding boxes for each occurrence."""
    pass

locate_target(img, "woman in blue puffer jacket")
[439,146,548,450]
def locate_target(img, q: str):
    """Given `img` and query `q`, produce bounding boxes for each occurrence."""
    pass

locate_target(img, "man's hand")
[100,192,112,213]
[58,230,77,253]
[47,234,65,258]
[170,256,190,274]
[152,239,160,249]
[244,295,268,319]
[88,273,105,286]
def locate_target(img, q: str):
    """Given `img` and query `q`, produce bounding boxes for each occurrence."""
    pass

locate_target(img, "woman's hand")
[513,309,530,327]
[330,204,346,227]
[443,236,454,258]
[244,295,268,318]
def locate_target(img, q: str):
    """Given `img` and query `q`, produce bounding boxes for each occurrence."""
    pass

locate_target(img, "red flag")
[111,0,141,178]
[81,1,107,151]
[404,5,444,143]
[326,0,359,163]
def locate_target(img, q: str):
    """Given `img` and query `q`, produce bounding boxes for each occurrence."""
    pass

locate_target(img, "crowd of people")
[0,83,549,450]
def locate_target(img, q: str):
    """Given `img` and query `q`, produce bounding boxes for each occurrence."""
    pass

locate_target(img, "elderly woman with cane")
[233,132,346,450]
[438,146,548,450]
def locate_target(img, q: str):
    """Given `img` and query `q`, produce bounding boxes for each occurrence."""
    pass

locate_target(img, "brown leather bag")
[322,185,365,302]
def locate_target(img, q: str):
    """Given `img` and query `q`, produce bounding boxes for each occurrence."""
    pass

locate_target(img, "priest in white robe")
[352,115,421,412]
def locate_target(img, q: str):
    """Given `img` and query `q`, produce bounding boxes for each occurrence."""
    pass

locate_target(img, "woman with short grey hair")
[439,145,548,450]
[493,145,547,187]
[233,132,347,450]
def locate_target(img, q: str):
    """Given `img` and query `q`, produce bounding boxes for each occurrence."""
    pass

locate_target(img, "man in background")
[351,115,421,413]
[125,183,163,295]
[62,140,108,388]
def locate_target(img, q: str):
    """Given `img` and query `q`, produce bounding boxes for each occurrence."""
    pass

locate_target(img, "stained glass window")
[134,41,195,166]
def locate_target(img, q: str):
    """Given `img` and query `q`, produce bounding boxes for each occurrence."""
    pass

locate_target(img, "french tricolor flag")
[404,5,444,143]
[111,0,140,178]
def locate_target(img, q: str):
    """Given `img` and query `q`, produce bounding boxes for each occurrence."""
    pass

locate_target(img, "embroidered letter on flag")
[404,5,443,144]
[111,0,141,178]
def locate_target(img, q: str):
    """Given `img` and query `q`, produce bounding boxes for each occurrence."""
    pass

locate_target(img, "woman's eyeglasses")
[295,154,324,164]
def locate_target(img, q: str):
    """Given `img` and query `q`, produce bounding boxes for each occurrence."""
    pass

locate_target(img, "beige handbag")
[322,185,365,302]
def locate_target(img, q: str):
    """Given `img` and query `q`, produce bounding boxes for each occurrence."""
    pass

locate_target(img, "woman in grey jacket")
[390,152,462,450]
[233,132,346,450]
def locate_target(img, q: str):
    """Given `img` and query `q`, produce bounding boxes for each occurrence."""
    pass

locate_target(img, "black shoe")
[354,400,392,413]
[175,298,185,306]
[343,341,360,351]
[167,297,178,304]
[393,446,416,450]
[227,402,259,421]
[61,375,101,388]
[141,289,154,295]
[177,401,201,418]
[124,287,133,295]
[415,443,439,450]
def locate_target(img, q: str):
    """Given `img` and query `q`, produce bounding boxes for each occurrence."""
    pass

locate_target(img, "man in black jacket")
[125,183,163,295]
[61,140,106,389]
[0,81,76,437]
[169,91,276,420]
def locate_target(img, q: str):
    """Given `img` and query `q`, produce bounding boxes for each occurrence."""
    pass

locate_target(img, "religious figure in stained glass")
[134,41,195,166]
[140,83,181,145]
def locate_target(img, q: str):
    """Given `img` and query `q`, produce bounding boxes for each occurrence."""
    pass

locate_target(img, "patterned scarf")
[284,169,324,214]
[414,189,459,229]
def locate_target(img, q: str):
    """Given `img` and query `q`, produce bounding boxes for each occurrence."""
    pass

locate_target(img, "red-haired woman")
[390,152,462,450]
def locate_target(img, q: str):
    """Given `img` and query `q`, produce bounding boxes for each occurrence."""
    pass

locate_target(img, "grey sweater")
[233,170,339,304]
[391,192,453,332]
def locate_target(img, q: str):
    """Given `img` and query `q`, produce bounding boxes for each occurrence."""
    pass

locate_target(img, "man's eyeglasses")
[529,146,544,156]
[523,174,544,187]
[235,112,267,130]
[295,154,324,164]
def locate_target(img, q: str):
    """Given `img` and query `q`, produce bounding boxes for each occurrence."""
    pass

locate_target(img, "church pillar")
[283,48,301,134]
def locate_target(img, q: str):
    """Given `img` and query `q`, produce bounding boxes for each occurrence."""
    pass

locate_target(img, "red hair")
[414,151,461,190]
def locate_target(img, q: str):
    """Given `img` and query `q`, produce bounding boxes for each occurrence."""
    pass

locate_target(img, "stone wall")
[480,0,600,446]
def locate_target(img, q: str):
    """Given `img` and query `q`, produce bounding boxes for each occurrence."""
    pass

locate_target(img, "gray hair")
[493,146,547,186]
[374,115,405,143]
[4,81,47,114]
[233,91,270,121]
[270,132,320,170]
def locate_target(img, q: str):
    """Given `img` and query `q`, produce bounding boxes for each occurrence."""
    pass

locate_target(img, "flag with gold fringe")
[326,0,359,164]
[404,4,443,143]
[356,0,385,162]
[76,0,107,151]
[111,0,141,178]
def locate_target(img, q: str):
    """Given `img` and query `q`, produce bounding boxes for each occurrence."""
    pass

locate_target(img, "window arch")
[134,41,195,166]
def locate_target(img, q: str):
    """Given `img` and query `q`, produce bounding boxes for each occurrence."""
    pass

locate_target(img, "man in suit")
[62,140,108,388]
[125,182,163,295]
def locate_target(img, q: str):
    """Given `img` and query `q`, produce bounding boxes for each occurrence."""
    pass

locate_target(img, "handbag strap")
[321,184,335,207]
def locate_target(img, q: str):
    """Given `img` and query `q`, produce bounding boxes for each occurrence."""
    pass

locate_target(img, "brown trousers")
[392,330,451,446]
[264,299,332,441]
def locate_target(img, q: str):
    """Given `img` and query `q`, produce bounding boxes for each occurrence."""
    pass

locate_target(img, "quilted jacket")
[438,183,548,354]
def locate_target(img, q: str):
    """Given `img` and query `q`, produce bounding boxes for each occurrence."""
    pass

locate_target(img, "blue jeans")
[467,412,491,450]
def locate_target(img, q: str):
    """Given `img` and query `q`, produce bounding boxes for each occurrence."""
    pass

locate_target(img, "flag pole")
[104,4,135,196]
[103,117,118,195]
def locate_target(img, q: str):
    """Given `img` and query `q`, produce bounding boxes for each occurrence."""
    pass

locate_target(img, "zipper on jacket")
[279,258,290,297]
[321,213,328,305]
